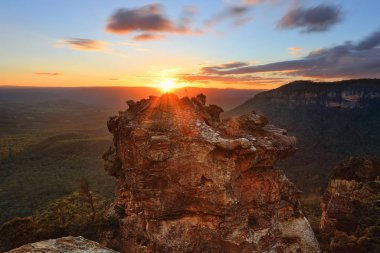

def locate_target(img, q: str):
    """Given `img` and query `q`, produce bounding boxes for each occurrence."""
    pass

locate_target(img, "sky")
[1,0,380,89]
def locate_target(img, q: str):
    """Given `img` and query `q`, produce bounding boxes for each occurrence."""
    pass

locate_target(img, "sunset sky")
[1,0,380,89]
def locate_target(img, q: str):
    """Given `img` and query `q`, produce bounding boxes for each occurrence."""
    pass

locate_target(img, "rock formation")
[102,93,320,252]
[6,236,117,253]
[320,157,380,253]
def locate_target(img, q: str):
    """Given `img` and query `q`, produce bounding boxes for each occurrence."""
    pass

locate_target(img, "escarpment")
[102,93,320,253]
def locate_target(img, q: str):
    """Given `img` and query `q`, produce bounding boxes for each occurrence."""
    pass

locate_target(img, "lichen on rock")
[103,93,320,252]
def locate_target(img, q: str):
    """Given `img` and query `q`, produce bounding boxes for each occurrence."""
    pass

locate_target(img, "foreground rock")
[320,157,380,253]
[102,93,320,252]
[7,236,117,253]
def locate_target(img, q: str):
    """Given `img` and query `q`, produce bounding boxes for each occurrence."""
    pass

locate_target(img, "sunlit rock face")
[103,93,320,253]
[7,236,117,253]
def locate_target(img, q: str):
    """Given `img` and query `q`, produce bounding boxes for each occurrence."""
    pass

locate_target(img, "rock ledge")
[7,236,118,253]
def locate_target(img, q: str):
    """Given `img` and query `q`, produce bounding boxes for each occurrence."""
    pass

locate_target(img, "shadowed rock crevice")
[102,93,320,252]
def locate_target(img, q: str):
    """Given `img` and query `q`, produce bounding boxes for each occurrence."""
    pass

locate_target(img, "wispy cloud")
[278,3,342,33]
[60,38,106,51]
[56,38,153,57]
[203,0,279,31]
[288,47,303,56]
[204,61,249,70]
[198,29,380,79]
[241,0,279,5]
[133,33,166,41]
[204,5,253,28]
[178,73,287,86]
[34,72,62,76]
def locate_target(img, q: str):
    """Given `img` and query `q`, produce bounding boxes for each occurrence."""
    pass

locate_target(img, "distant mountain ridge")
[0,86,263,111]
[225,79,380,117]
[224,79,380,192]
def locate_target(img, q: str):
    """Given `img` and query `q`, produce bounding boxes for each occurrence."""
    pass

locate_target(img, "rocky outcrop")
[320,157,380,253]
[103,93,320,252]
[7,236,117,253]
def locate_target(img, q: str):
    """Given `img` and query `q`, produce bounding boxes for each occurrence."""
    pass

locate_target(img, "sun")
[158,79,176,93]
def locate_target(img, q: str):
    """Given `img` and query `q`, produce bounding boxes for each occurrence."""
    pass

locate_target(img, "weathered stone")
[103,93,320,253]
[7,236,118,253]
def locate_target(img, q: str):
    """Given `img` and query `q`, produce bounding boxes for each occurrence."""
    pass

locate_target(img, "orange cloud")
[133,33,166,41]
[61,38,106,51]
[178,73,288,86]
[34,72,62,76]
[288,47,303,56]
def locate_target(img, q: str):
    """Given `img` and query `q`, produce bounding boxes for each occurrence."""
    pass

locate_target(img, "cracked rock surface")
[102,93,320,253]
[7,236,117,253]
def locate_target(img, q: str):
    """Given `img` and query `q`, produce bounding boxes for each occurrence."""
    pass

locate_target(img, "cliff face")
[320,157,380,253]
[103,93,320,252]
[250,82,380,109]
[226,79,380,117]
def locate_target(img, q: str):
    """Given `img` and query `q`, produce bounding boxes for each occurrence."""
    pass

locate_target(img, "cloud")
[201,59,313,75]
[178,5,198,31]
[106,4,197,35]
[227,0,279,7]
[57,38,135,57]
[178,73,287,85]
[205,61,249,70]
[241,0,278,5]
[106,1,275,39]
[199,29,380,79]
[61,38,106,51]
[356,30,380,50]
[288,47,303,56]
[278,3,342,32]
[205,5,253,28]
[133,33,166,41]
[34,72,62,76]
[204,0,278,29]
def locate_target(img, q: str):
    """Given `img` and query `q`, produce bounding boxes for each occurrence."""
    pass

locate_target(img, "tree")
[77,178,96,221]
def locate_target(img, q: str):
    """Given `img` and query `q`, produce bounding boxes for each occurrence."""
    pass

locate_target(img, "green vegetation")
[331,156,380,181]
[327,192,380,253]
[0,188,118,252]
[0,100,116,225]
